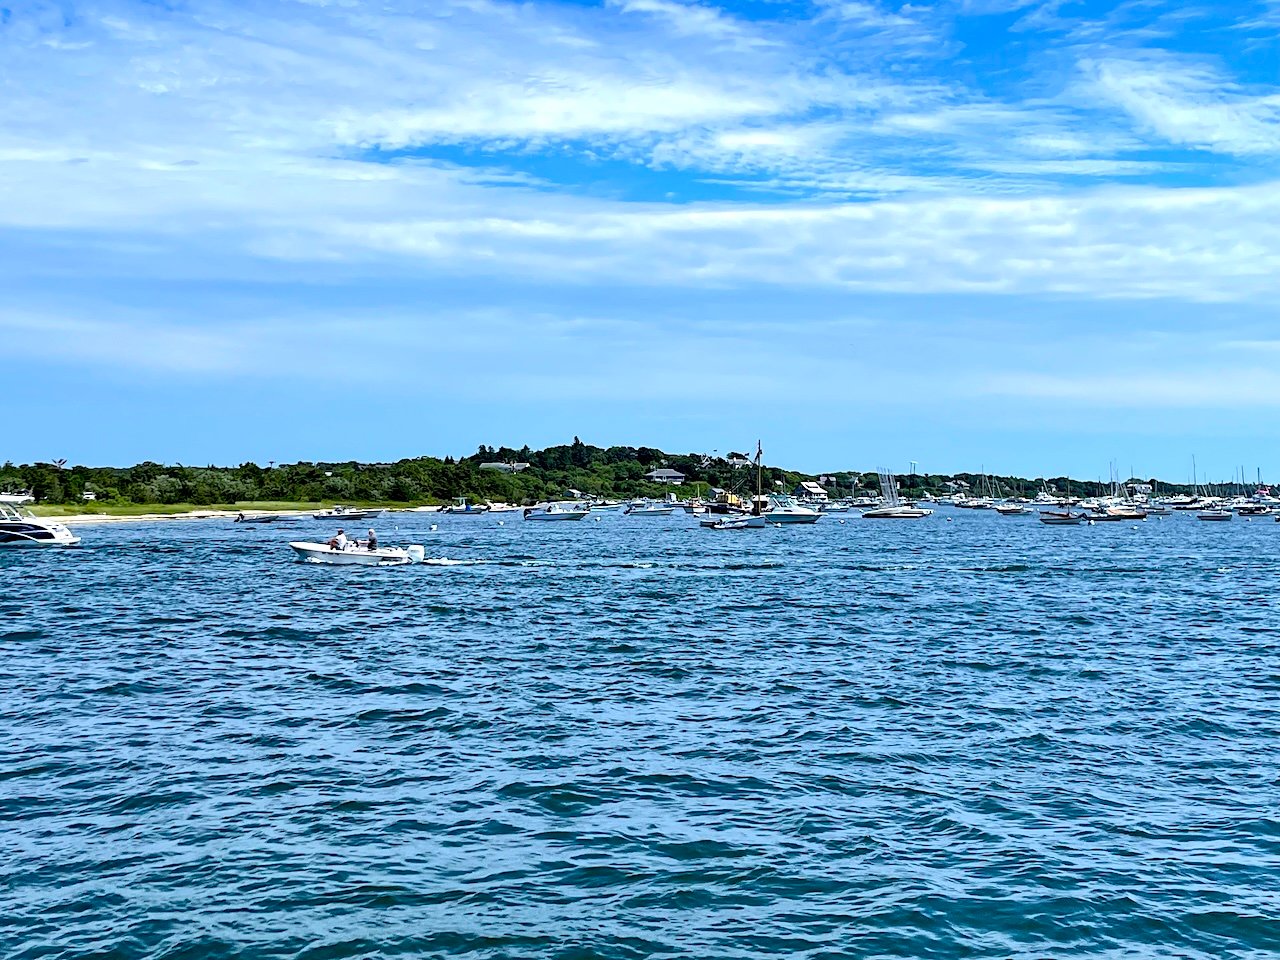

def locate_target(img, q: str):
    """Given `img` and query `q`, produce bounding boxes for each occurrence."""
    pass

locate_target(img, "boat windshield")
[0,503,34,521]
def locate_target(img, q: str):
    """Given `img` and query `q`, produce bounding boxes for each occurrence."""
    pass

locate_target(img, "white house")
[644,468,685,485]
[479,462,531,473]
[81,492,97,502]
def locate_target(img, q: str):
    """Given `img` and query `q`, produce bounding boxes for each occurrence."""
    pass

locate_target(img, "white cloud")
[1083,56,1280,155]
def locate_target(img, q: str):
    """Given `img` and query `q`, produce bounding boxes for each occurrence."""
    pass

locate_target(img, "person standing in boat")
[366,528,377,551]
[327,528,347,551]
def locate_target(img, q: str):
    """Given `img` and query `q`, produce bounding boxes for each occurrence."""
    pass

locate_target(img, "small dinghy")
[289,541,426,566]
[708,515,766,530]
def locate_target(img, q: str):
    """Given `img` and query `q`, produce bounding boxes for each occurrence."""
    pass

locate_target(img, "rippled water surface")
[4,509,1279,959]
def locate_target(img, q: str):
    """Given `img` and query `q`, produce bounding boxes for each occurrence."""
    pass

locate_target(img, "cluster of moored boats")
[941,489,1276,524]
[5,458,1276,560]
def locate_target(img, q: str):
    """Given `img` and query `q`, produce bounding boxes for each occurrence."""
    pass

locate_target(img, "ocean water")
[3,508,1279,959]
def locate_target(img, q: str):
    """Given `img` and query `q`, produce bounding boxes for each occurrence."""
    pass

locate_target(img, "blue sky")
[5,0,1280,480]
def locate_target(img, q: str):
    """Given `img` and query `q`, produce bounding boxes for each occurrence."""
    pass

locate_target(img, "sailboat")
[1039,477,1087,525]
[1192,457,1231,521]
[863,470,932,518]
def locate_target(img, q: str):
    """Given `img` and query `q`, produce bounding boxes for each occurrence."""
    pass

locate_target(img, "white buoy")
[430,523,438,531]
[497,520,504,526]
[839,519,846,524]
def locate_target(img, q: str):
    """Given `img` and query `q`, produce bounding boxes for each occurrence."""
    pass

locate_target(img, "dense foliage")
[1,439,1212,507]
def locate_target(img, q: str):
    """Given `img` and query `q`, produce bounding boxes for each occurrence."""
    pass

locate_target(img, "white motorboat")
[760,495,822,524]
[289,540,426,565]
[0,495,80,547]
[523,502,590,521]
[863,471,931,519]
[707,514,766,530]
[624,501,675,516]
[235,512,297,524]
[863,504,933,519]
[313,505,382,520]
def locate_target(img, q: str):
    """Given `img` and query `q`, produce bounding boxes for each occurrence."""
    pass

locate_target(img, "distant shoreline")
[40,505,446,525]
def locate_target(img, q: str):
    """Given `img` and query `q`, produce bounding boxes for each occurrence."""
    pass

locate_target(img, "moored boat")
[523,502,590,521]
[440,497,490,515]
[863,471,931,519]
[1039,510,1086,525]
[313,505,382,520]
[1196,508,1232,521]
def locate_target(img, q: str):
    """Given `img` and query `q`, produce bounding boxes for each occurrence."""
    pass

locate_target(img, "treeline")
[1,439,1207,506]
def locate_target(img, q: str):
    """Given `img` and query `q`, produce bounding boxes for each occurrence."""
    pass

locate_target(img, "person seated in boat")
[366,528,377,551]
[327,529,347,551]
[236,512,245,522]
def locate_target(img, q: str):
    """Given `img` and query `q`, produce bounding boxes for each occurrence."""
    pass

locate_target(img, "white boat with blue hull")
[0,496,80,547]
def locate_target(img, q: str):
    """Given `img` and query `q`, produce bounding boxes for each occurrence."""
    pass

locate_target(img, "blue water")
[4,509,1279,959]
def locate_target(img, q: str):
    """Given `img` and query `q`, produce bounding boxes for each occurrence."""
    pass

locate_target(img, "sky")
[4,0,1280,480]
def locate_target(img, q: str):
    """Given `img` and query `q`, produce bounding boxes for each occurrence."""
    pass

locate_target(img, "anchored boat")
[523,502,590,521]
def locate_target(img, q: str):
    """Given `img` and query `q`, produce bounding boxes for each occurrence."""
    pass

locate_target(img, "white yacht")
[0,495,81,547]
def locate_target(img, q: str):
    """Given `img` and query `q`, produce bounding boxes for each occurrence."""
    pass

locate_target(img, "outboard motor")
[406,545,426,564]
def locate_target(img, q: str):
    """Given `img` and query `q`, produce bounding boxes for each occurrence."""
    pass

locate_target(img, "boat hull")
[0,522,80,547]
[763,512,821,524]
[862,507,932,519]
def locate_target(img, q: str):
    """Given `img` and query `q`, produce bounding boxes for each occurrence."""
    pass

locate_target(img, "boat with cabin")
[0,495,80,547]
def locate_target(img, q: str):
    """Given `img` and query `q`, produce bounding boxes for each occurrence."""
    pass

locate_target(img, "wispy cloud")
[1082,55,1280,155]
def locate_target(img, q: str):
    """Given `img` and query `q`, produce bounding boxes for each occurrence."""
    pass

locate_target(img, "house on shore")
[644,468,686,485]
[794,481,828,502]
[479,462,531,473]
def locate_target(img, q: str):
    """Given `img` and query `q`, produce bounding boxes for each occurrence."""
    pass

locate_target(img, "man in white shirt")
[328,528,347,551]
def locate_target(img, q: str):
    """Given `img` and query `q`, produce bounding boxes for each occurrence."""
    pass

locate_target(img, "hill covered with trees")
[2,439,1204,510]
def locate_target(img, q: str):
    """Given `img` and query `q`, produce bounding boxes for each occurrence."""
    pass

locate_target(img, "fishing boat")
[0,495,80,547]
[289,540,427,565]
[440,497,490,515]
[313,505,382,520]
[863,470,932,518]
[703,446,771,530]
[523,501,590,521]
